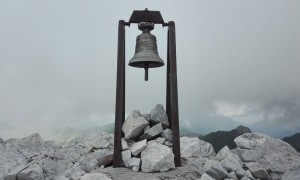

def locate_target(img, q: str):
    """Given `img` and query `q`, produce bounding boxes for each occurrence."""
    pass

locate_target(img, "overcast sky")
[1,0,300,139]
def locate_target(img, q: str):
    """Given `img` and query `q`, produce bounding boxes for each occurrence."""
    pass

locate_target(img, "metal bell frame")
[113,9,181,167]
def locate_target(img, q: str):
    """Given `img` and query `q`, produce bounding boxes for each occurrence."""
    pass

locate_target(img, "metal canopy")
[129,8,164,24]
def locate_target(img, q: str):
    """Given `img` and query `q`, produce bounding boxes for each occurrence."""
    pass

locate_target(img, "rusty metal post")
[113,20,126,167]
[166,29,172,128]
[168,21,181,167]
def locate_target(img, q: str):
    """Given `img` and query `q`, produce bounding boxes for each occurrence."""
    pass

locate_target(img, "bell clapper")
[144,63,149,81]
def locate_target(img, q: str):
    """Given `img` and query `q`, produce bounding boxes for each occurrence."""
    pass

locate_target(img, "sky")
[0,0,300,139]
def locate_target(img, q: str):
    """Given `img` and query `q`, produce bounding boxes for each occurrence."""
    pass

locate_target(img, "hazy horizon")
[1,1,300,140]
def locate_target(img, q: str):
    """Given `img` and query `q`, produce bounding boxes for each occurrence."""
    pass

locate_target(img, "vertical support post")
[168,21,181,167]
[114,20,126,167]
[166,29,172,128]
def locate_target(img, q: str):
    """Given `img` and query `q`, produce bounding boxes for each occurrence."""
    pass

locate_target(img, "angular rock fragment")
[245,162,270,180]
[205,160,228,180]
[122,110,149,139]
[121,138,129,150]
[161,128,173,141]
[121,150,131,167]
[149,104,169,128]
[180,137,215,158]
[17,164,44,180]
[156,137,166,144]
[140,123,163,140]
[200,173,215,180]
[128,157,141,167]
[216,146,231,161]
[131,139,147,156]
[164,141,173,147]
[93,149,113,166]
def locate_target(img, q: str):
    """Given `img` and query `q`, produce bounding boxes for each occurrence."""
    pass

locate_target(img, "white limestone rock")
[234,167,246,178]
[122,110,149,139]
[161,129,173,141]
[140,123,163,140]
[17,164,44,180]
[5,133,44,160]
[121,150,131,167]
[200,173,216,180]
[128,157,141,167]
[244,170,256,180]
[245,162,270,180]
[149,104,169,128]
[220,153,242,172]
[281,169,300,180]
[141,142,175,172]
[164,141,173,147]
[79,156,98,173]
[0,143,27,178]
[132,166,140,172]
[216,146,231,161]
[131,139,147,156]
[204,160,228,180]
[92,149,113,166]
[156,137,166,144]
[226,172,237,179]
[121,138,129,150]
[234,133,300,177]
[180,137,215,158]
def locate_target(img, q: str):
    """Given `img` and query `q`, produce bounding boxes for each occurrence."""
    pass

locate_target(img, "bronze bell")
[129,22,164,81]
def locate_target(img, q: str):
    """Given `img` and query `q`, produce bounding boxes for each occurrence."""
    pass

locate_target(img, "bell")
[129,22,164,81]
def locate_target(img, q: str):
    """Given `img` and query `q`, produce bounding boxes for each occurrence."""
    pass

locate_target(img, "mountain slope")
[199,125,251,153]
[282,133,300,153]
[185,115,243,135]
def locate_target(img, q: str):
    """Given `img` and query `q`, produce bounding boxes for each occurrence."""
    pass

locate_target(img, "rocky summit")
[1,106,300,179]
[1,132,300,180]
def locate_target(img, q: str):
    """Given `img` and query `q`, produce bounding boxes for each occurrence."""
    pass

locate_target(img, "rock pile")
[0,132,114,180]
[1,111,300,179]
[194,133,300,180]
[121,104,175,172]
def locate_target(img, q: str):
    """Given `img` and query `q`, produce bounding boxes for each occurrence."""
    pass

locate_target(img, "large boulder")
[204,159,228,180]
[122,110,149,139]
[17,164,44,180]
[180,137,215,158]
[141,142,175,172]
[149,104,169,128]
[5,133,44,160]
[234,133,300,178]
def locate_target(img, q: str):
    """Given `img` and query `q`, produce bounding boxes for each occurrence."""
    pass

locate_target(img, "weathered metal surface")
[129,8,164,24]
[168,21,181,167]
[113,20,126,167]
[128,22,164,69]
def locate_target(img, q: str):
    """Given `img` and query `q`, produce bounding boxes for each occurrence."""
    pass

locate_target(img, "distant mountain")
[51,127,83,145]
[184,115,243,135]
[180,126,199,137]
[282,133,300,153]
[82,123,115,134]
[199,125,252,153]
[50,123,115,145]
[249,120,300,138]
